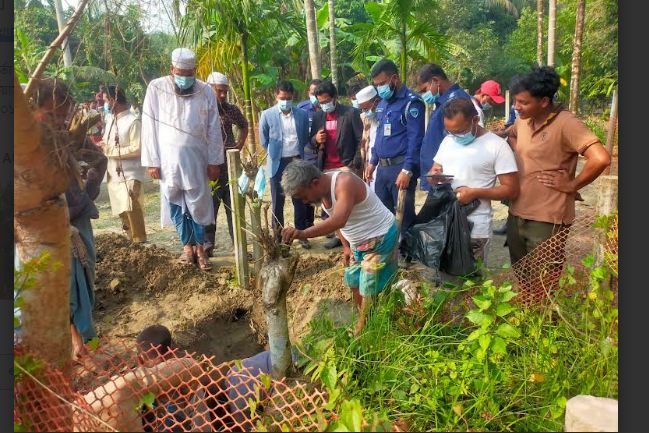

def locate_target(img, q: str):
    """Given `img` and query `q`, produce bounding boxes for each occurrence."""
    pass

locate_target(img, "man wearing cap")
[364,59,425,241]
[203,72,249,256]
[415,64,472,194]
[141,48,224,271]
[356,85,381,192]
[473,79,506,125]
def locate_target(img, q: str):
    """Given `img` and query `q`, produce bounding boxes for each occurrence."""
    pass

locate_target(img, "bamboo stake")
[505,90,511,121]
[227,149,250,287]
[604,89,618,175]
[24,0,92,96]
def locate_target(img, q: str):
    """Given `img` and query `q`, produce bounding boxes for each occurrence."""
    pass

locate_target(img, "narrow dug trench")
[93,234,353,363]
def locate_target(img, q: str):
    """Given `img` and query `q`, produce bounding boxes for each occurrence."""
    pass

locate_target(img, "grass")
[297,257,618,431]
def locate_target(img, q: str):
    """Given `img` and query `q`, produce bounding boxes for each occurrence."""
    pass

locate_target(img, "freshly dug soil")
[94,233,251,352]
[93,234,353,360]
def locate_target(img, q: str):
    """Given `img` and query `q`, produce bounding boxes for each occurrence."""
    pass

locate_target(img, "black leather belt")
[378,155,405,167]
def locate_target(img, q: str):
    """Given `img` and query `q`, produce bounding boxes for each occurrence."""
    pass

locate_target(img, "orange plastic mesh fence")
[15,341,327,432]
[494,210,617,306]
[14,212,618,431]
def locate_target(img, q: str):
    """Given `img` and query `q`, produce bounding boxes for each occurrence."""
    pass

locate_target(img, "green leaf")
[14,317,20,328]
[500,290,517,303]
[496,303,515,317]
[339,400,363,432]
[495,323,521,339]
[467,328,486,341]
[139,392,155,410]
[324,388,341,410]
[87,337,100,351]
[582,254,595,268]
[260,373,272,391]
[478,334,492,351]
[472,295,492,311]
[321,363,338,391]
[491,336,507,355]
[466,310,491,326]
[316,2,329,29]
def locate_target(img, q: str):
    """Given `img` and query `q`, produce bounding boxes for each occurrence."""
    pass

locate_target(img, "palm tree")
[547,0,557,67]
[304,0,321,79]
[180,0,297,153]
[569,0,586,113]
[328,0,338,87]
[352,0,448,80]
[537,0,544,66]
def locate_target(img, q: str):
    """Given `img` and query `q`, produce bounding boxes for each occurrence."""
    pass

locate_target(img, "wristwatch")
[401,169,413,177]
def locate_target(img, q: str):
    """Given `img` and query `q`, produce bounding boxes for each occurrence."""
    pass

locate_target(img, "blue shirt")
[505,104,518,127]
[297,99,318,133]
[371,84,425,173]
[419,83,471,191]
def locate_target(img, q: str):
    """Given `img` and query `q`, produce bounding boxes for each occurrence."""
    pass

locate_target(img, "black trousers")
[270,157,309,231]
[204,163,233,246]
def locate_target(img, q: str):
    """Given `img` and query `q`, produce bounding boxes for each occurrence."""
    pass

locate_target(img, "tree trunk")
[304,0,321,79]
[53,0,73,67]
[261,254,298,379]
[569,0,586,113]
[328,0,338,87]
[13,74,72,369]
[547,0,557,67]
[240,33,257,154]
[400,20,407,80]
[536,0,544,66]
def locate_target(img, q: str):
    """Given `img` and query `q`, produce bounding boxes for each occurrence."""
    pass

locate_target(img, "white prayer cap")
[356,85,378,104]
[207,72,229,86]
[171,48,196,69]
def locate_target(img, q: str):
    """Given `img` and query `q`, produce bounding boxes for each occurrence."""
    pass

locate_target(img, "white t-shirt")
[433,131,518,238]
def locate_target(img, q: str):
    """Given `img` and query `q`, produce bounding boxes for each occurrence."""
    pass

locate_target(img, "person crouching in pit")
[280,160,397,335]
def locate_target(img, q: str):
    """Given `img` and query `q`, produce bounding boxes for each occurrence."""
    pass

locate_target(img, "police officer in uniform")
[364,59,425,239]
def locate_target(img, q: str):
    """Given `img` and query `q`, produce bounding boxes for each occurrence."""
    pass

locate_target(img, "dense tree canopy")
[15,0,617,112]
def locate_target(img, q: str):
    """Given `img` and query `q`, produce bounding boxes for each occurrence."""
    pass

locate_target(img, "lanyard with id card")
[383,111,392,136]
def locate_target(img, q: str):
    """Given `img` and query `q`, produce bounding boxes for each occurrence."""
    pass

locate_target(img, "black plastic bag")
[403,184,455,269]
[440,198,480,276]
[414,183,455,224]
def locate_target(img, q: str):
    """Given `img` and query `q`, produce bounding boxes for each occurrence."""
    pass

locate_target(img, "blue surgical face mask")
[482,102,492,111]
[421,82,440,105]
[104,102,110,112]
[451,121,477,146]
[309,95,319,106]
[321,101,335,113]
[278,99,293,111]
[377,82,394,100]
[364,109,376,119]
[352,99,359,109]
[174,75,195,90]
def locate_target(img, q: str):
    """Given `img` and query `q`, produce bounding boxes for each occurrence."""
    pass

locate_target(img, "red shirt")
[323,111,343,170]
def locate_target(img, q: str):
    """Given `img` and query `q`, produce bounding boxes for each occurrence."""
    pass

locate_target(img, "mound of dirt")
[93,233,251,349]
[250,251,354,346]
[93,234,354,359]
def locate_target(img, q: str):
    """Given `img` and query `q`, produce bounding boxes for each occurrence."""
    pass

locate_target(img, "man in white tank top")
[280,160,397,335]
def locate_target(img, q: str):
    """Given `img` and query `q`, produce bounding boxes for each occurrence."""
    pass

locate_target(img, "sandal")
[197,255,213,271]
[178,251,196,265]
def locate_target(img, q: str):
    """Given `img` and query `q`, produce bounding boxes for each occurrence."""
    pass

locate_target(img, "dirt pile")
[93,233,251,350]
[93,234,354,359]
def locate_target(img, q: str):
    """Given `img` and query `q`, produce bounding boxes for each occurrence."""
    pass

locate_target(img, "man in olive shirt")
[506,66,611,264]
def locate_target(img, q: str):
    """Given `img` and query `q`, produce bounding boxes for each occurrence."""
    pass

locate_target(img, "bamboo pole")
[604,89,618,175]
[227,149,249,287]
[24,0,92,96]
[505,90,511,121]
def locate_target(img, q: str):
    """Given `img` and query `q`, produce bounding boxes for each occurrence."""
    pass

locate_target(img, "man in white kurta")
[101,85,147,243]
[141,48,224,270]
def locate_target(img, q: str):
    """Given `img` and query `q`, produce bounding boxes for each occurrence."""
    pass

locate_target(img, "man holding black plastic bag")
[429,98,519,265]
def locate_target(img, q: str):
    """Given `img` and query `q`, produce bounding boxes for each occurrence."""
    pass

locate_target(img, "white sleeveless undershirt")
[323,171,395,248]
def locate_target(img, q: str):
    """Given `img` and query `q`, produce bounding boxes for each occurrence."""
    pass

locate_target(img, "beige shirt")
[508,106,600,224]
